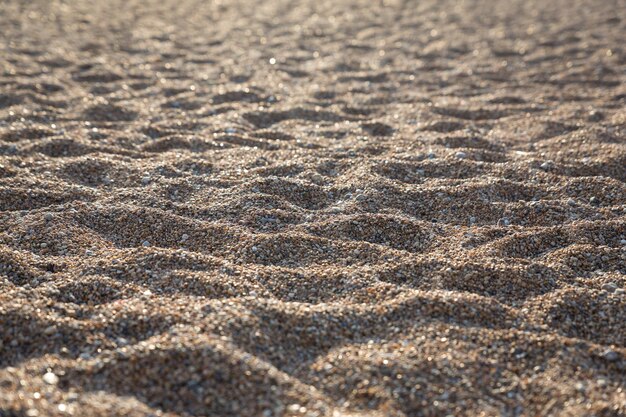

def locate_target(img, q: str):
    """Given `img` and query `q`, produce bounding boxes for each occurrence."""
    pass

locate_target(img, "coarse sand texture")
[0,0,625,416]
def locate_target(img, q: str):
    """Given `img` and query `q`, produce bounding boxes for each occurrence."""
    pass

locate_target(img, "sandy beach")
[1,0,625,415]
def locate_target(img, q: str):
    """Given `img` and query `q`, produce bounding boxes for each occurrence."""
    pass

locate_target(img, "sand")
[0,0,625,415]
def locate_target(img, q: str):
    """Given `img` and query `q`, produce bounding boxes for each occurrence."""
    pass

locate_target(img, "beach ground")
[1,0,625,415]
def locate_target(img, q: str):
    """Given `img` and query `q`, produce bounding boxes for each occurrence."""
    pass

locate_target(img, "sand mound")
[1,0,625,415]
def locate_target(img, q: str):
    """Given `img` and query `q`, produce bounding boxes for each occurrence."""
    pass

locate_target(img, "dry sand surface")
[1,0,625,415]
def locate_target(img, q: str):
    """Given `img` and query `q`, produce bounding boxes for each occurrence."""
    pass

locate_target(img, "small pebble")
[181,233,189,242]
[455,151,467,159]
[602,282,617,293]
[43,372,59,385]
[602,350,619,362]
[142,241,150,247]
[44,213,53,221]
[539,161,554,170]
[587,110,604,122]
[311,173,323,183]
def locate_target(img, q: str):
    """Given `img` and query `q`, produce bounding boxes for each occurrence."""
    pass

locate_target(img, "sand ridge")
[0,0,625,415]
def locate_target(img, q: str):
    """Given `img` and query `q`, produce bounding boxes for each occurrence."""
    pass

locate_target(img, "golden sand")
[0,0,625,415]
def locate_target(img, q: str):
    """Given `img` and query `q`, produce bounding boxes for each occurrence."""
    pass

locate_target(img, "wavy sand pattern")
[1,0,625,415]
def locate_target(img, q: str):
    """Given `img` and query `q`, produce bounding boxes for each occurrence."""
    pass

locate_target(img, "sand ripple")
[1,0,625,415]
